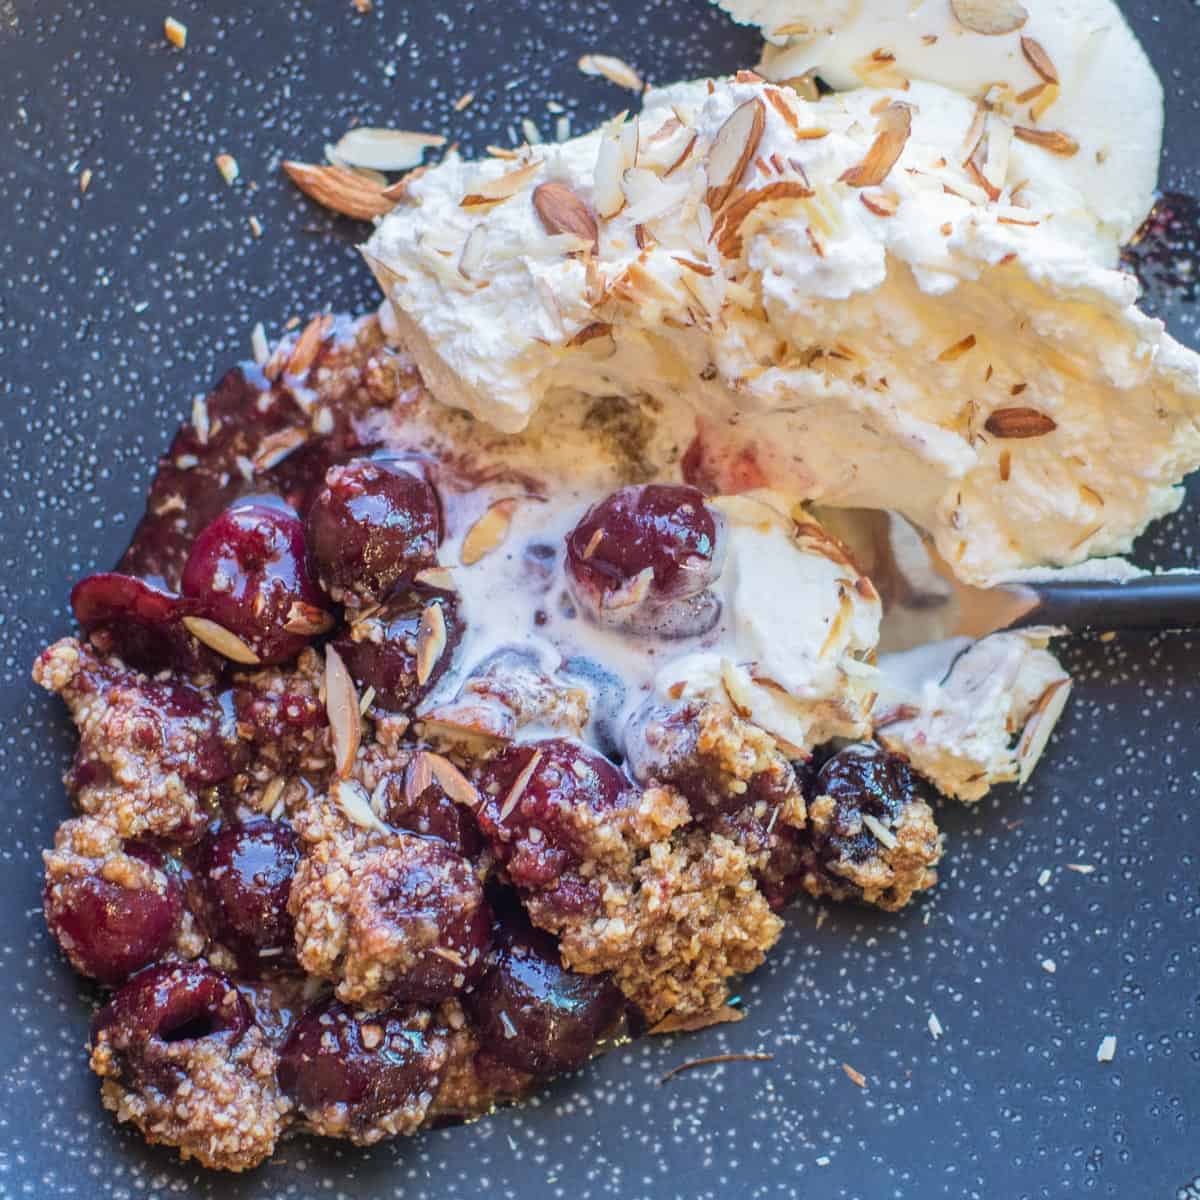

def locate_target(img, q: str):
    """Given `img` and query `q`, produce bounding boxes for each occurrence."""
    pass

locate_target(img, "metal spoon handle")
[1014,575,1200,632]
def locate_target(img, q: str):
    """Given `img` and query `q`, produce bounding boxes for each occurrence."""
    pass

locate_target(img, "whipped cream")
[366,71,1200,588]
[717,0,1163,250]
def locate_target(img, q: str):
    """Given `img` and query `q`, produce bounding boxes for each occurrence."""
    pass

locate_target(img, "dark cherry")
[305,458,441,603]
[811,744,915,860]
[565,484,726,637]
[278,999,447,1130]
[44,843,182,985]
[181,502,329,665]
[332,586,461,712]
[475,738,638,893]
[91,962,253,1091]
[71,572,218,676]
[380,761,484,858]
[368,839,491,1003]
[464,915,624,1077]
[189,819,301,971]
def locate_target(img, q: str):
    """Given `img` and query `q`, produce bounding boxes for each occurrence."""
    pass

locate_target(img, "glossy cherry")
[277,999,447,1131]
[44,843,183,985]
[189,819,301,971]
[181,502,330,665]
[565,484,726,637]
[332,586,461,712]
[464,915,624,1077]
[305,458,441,603]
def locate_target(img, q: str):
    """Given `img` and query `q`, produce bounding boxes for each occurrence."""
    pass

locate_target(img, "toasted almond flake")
[332,778,387,833]
[649,1005,745,1035]
[568,321,614,349]
[673,256,715,277]
[937,333,977,363]
[860,190,898,217]
[287,314,330,376]
[325,645,361,779]
[1041,958,1057,973]
[1066,862,1096,875]
[603,566,654,611]
[840,102,912,188]
[1028,82,1061,123]
[358,686,376,715]
[713,180,813,258]
[453,90,475,112]
[765,88,800,135]
[415,602,448,686]
[706,98,766,212]
[997,215,1039,226]
[772,21,812,35]
[1037,867,1052,887]
[984,406,1057,438]
[950,0,1027,35]
[79,167,93,193]
[664,131,699,177]
[247,214,263,238]
[532,182,599,253]
[414,566,456,591]
[861,813,898,849]
[253,427,308,471]
[182,617,261,665]
[461,499,517,565]
[283,600,335,636]
[461,159,543,207]
[581,527,605,560]
[842,1063,868,1089]
[1020,36,1058,83]
[191,396,210,445]
[500,750,543,821]
[1016,80,1048,104]
[164,16,187,48]
[421,752,481,808]
[577,53,643,93]
[431,946,467,968]
[1096,1035,1117,1063]
[458,226,488,280]
[556,115,571,142]
[521,117,543,146]
[1013,126,1078,156]
[259,776,286,815]
[214,153,239,186]
[333,127,445,172]
[1017,678,1071,784]
[1079,484,1105,507]
[999,449,1012,481]
[404,752,435,804]
[282,160,395,220]
[485,144,520,160]
[781,71,820,102]
[928,1013,944,1040]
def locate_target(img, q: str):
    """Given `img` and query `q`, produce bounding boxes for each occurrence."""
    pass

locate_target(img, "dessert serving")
[32,0,1200,1173]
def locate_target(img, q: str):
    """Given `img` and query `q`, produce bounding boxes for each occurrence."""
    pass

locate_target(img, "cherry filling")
[305,458,441,604]
[71,573,218,677]
[379,761,484,858]
[91,962,253,1091]
[277,999,448,1133]
[565,484,726,638]
[332,585,461,713]
[476,738,638,894]
[181,502,331,665]
[464,914,625,1077]
[44,843,183,985]
[189,819,301,971]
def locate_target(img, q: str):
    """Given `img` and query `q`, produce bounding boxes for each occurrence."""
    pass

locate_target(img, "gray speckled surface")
[1,2,1198,1197]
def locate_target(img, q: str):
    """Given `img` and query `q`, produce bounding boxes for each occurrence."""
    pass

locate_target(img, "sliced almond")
[287,314,331,376]
[403,752,435,804]
[713,180,814,258]
[861,812,898,850]
[1020,36,1058,83]
[424,751,482,808]
[984,406,1057,438]
[460,499,517,565]
[602,566,654,611]
[282,161,395,220]
[568,321,614,348]
[937,333,978,363]
[324,645,361,779]
[860,190,898,217]
[1013,126,1078,156]
[284,601,335,636]
[258,776,287,816]
[253,427,309,471]
[950,0,1028,35]
[1028,82,1061,122]
[649,1005,745,1035]
[840,103,912,188]
[532,182,599,253]
[593,132,627,219]
[414,566,457,591]
[577,53,644,93]
[332,127,446,172]
[499,749,543,821]
[1017,678,1071,784]
[664,131,699,177]
[461,159,543,207]
[182,617,260,665]
[706,98,766,212]
[781,71,820,103]
[415,602,448,686]
[214,153,239,186]
[163,16,187,48]
[332,778,387,833]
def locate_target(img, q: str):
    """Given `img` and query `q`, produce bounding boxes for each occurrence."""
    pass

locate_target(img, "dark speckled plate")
[2,2,1198,1197]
